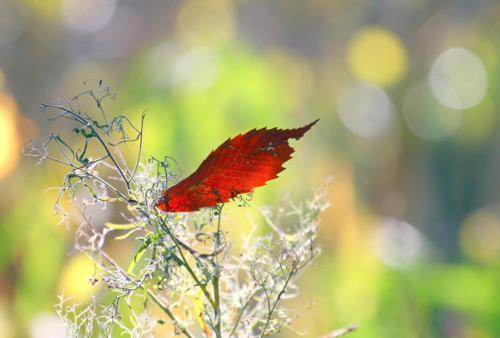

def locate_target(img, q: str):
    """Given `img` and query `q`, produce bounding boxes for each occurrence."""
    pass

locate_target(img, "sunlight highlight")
[429,48,488,109]
[58,254,99,301]
[374,219,424,268]
[0,93,20,180]
[460,210,500,264]
[336,83,394,138]
[347,27,407,87]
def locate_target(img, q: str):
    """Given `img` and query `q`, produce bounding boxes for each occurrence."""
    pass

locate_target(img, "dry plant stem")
[61,158,129,201]
[43,103,131,191]
[157,214,217,310]
[92,127,131,191]
[42,97,195,335]
[129,113,145,183]
[213,204,224,338]
[259,273,293,337]
[158,206,224,338]
[30,87,335,337]
[158,221,224,259]
[100,251,194,338]
[86,89,130,173]
[257,238,316,337]
[228,289,259,336]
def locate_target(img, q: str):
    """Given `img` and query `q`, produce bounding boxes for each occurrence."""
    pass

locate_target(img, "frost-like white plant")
[25,83,354,338]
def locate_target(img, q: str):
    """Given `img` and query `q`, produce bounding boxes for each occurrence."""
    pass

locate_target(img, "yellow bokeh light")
[0,299,12,338]
[58,254,100,301]
[0,93,20,180]
[347,27,408,87]
[460,210,500,264]
[25,0,61,18]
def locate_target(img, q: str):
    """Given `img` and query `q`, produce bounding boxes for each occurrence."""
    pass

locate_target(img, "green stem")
[148,290,194,338]
[213,204,224,338]
[158,216,217,309]
[176,238,217,309]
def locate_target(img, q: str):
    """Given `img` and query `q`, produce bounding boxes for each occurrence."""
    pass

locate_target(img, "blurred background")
[1,0,500,337]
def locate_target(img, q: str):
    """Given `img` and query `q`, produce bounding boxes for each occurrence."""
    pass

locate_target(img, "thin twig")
[229,289,259,337]
[92,129,131,191]
[100,252,194,338]
[213,204,224,338]
[157,214,217,309]
[128,112,146,183]
[42,103,132,191]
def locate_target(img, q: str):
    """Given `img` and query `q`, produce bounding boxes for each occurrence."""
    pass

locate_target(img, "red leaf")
[156,119,319,212]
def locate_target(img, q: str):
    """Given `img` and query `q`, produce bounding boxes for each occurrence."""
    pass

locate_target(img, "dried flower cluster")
[25,83,352,337]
